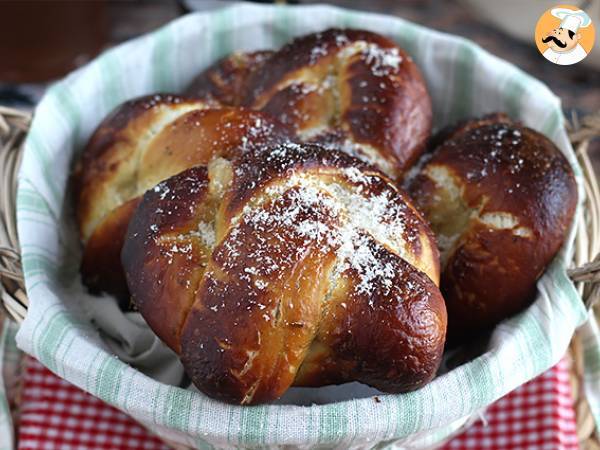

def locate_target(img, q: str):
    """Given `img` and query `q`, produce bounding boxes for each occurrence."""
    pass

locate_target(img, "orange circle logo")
[535,5,595,65]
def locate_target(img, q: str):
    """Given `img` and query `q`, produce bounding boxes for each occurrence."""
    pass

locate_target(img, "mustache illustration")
[542,35,567,48]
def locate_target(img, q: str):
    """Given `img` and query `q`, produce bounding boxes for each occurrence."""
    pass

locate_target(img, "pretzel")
[122,142,446,404]
[187,29,432,179]
[73,95,292,301]
[407,114,577,341]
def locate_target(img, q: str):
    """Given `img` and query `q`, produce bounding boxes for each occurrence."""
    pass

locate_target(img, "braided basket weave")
[0,105,599,448]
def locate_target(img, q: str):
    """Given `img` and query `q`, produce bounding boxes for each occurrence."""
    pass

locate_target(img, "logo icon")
[535,5,595,65]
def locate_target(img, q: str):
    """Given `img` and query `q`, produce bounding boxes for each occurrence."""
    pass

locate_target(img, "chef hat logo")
[551,7,592,33]
[534,4,595,66]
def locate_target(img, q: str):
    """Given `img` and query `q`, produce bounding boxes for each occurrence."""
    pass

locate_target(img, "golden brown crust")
[74,97,293,301]
[425,112,513,151]
[180,182,340,404]
[408,116,577,341]
[73,94,216,242]
[294,244,446,392]
[75,95,208,170]
[123,142,446,404]
[81,197,141,305]
[245,29,431,175]
[224,143,440,283]
[186,29,432,178]
[133,107,293,192]
[122,167,213,352]
[185,50,274,105]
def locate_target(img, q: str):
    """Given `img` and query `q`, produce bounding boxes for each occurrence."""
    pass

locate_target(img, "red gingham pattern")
[443,358,579,450]
[17,356,578,449]
[18,357,169,450]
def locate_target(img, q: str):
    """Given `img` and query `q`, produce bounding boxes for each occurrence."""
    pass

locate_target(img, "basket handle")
[0,107,599,323]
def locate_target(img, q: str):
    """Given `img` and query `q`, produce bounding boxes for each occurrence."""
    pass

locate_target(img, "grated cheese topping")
[218,149,421,299]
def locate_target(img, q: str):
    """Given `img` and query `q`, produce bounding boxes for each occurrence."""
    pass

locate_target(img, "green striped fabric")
[579,314,600,428]
[12,3,594,448]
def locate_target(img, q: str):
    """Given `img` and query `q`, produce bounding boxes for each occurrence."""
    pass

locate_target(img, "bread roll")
[187,29,432,178]
[122,142,446,404]
[73,94,292,301]
[407,114,577,341]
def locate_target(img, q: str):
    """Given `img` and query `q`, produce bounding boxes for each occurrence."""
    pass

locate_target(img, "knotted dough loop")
[122,142,446,405]
[188,29,432,179]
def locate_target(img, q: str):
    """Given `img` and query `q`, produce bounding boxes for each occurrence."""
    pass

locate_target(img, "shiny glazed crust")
[187,29,432,178]
[122,143,446,404]
[185,50,275,105]
[73,95,293,299]
[408,114,577,341]
[73,94,215,242]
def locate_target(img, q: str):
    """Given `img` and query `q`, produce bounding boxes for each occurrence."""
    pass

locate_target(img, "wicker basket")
[1,105,599,449]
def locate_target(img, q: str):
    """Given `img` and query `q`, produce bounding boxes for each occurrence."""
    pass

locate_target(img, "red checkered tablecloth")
[442,358,578,450]
[17,356,579,450]
[18,357,168,450]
